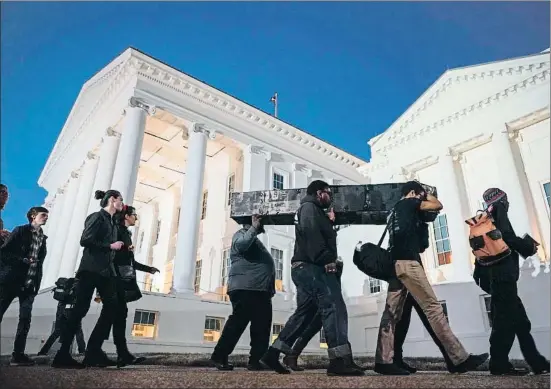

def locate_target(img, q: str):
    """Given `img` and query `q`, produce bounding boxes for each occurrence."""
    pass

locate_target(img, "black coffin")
[230,183,437,226]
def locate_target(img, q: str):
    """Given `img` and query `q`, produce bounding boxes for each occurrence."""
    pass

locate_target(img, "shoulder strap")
[377,209,394,247]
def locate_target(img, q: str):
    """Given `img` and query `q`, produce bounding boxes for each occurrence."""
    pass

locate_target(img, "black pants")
[58,271,126,355]
[212,290,272,363]
[489,281,548,372]
[39,305,86,354]
[273,263,350,359]
[0,284,35,355]
[93,280,129,350]
[395,292,454,367]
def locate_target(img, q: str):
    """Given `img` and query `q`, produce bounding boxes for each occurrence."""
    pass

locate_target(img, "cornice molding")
[291,163,313,177]
[372,58,550,148]
[505,105,550,132]
[131,57,364,170]
[375,68,550,154]
[448,133,494,158]
[402,155,439,176]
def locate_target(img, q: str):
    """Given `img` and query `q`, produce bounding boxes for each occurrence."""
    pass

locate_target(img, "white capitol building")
[1,47,549,359]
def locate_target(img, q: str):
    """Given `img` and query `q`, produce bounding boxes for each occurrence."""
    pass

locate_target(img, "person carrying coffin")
[471,188,550,375]
[52,189,126,369]
[210,214,276,371]
[0,206,49,366]
[261,180,363,376]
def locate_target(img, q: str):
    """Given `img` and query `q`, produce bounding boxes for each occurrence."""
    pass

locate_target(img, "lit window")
[439,300,449,323]
[369,277,382,294]
[271,248,284,292]
[201,191,208,220]
[319,328,328,349]
[433,214,452,266]
[194,259,202,294]
[483,295,492,328]
[227,174,235,206]
[131,310,157,338]
[221,249,231,287]
[273,172,284,190]
[271,323,284,344]
[543,182,550,207]
[204,316,224,342]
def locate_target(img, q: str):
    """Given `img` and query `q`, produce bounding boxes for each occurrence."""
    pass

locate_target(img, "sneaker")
[282,355,305,372]
[10,353,35,366]
[455,353,489,372]
[52,352,85,369]
[374,363,410,376]
[327,358,365,376]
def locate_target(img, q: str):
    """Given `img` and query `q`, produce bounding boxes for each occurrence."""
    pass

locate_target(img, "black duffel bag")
[353,212,396,282]
[53,277,77,303]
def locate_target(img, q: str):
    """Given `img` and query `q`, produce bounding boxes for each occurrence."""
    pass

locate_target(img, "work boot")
[327,357,365,376]
[247,360,269,371]
[532,360,550,375]
[395,358,418,374]
[210,354,234,371]
[455,353,489,373]
[261,347,291,374]
[344,354,368,371]
[10,353,35,366]
[374,363,410,375]
[52,352,85,369]
[282,355,304,371]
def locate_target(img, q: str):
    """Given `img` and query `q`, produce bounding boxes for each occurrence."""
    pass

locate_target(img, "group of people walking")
[0,179,549,376]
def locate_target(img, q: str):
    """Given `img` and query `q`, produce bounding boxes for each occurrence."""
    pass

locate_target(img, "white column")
[492,129,535,238]
[172,124,212,293]
[41,192,63,288]
[47,172,82,280]
[111,99,151,204]
[59,153,99,276]
[437,153,473,281]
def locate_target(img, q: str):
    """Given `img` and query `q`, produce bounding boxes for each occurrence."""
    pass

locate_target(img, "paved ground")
[1,365,549,388]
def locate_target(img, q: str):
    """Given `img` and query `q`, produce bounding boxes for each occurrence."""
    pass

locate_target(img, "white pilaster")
[172,124,212,294]
[47,172,82,280]
[291,163,311,189]
[437,153,473,282]
[41,191,64,288]
[111,98,152,203]
[60,153,99,276]
[492,129,537,238]
[242,145,270,191]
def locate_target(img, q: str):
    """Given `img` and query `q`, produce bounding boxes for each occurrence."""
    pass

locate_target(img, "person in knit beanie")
[473,187,549,376]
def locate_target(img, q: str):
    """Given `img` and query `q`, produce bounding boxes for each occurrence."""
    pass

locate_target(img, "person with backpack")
[374,181,488,375]
[470,188,550,376]
[0,206,49,366]
[38,277,86,356]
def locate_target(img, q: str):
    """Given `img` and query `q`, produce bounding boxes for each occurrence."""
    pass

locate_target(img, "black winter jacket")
[292,195,337,267]
[76,209,118,277]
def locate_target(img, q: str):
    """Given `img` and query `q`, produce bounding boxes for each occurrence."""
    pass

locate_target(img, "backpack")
[465,205,511,266]
[52,277,77,304]
[353,211,396,281]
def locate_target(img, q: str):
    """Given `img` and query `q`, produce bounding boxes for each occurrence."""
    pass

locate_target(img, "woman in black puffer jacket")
[99,205,159,367]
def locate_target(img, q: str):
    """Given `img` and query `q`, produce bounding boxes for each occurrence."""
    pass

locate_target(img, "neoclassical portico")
[38,48,366,297]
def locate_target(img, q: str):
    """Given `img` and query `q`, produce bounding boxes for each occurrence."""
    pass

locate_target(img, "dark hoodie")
[292,195,337,266]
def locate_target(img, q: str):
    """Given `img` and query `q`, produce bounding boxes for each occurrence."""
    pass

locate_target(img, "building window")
[369,277,382,294]
[482,295,492,328]
[543,182,550,208]
[201,191,208,220]
[153,219,161,245]
[433,214,452,266]
[204,316,224,342]
[131,310,158,338]
[221,249,231,287]
[319,328,328,349]
[194,259,202,294]
[227,174,235,206]
[271,248,284,292]
[439,300,449,323]
[272,323,284,343]
[273,172,285,190]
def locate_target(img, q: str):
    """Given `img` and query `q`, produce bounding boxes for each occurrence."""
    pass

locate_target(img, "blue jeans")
[272,262,351,359]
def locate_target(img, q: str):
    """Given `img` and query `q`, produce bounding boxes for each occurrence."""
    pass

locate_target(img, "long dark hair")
[114,205,137,227]
[94,189,122,207]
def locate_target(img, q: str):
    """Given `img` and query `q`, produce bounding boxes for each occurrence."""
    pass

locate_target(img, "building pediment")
[369,51,550,155]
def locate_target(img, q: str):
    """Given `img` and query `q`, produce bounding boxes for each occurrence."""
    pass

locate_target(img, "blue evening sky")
[1,1,549,229]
